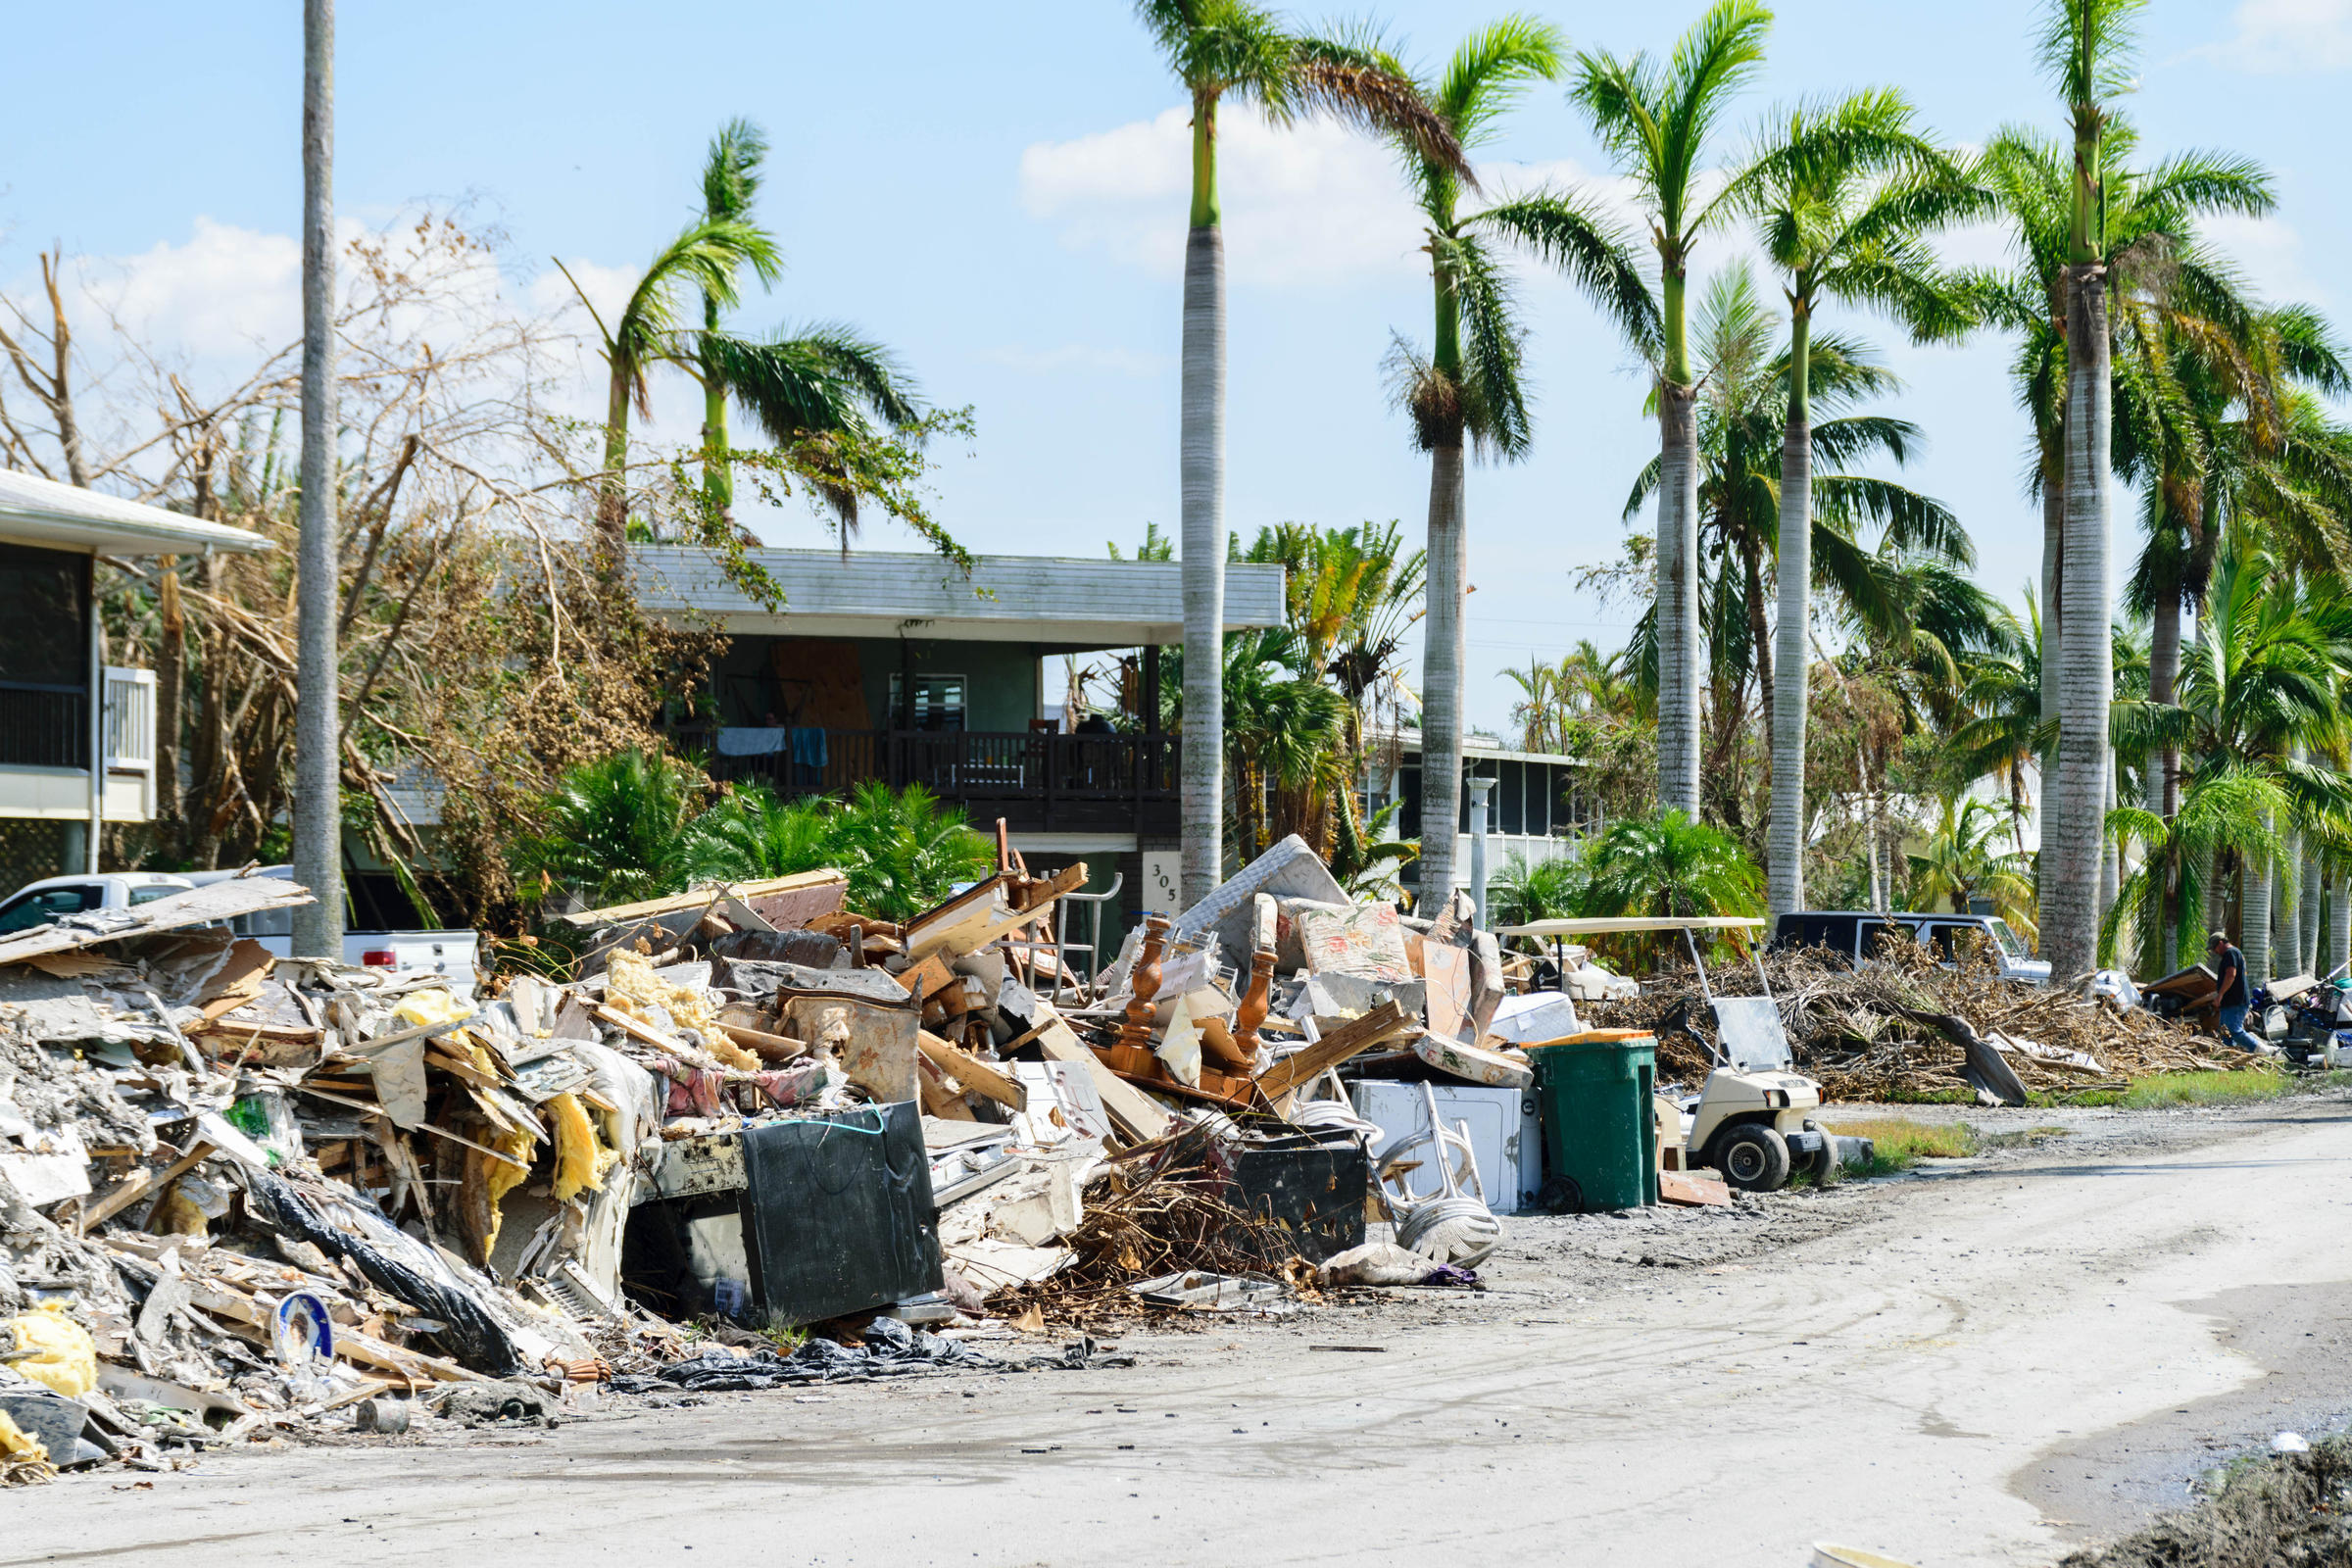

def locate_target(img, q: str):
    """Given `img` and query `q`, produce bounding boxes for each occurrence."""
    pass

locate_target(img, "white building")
[0,468,270,876]
[1362,727,1601,896]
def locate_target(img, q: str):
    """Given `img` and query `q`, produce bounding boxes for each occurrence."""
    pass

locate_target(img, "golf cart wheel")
[1807,1123,1842,1187]
[1715,1125,1790,1193]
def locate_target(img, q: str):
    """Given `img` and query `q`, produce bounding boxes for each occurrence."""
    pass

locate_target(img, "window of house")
[889,672,967,732]
[0,544,90,770]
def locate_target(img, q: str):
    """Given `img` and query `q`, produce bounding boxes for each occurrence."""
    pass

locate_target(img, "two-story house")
[633,544,1286,936]
[0,468,270,889]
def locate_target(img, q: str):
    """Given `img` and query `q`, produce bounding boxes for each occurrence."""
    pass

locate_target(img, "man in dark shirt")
[2209,931,2264,1052]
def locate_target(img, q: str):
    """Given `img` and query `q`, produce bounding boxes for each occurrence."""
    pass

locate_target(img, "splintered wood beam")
[1253,1001,1413,1101]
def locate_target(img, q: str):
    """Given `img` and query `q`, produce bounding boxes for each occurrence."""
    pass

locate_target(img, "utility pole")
[291,0,343,958]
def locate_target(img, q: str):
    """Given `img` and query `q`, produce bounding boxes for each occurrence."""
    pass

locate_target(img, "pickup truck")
[1772,909,2051,986]
[0,867,479,998]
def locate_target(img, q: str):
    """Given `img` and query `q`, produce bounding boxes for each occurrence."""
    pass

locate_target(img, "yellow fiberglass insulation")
[548,1092,615,1202]
[4,1303,96,1397]
[478,1125,536,1257]
[604,949,759,1070]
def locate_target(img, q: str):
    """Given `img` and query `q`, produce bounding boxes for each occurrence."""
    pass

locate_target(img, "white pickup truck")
[0,867,479,998]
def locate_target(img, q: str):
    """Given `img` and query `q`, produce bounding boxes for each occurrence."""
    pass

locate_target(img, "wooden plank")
[556,868,848,929]
[1031,1002,1171,1144]
[917,1031,1026,1111]
[719,1023,808,1062]
[895,955,956,1004]
[914,1052,978,1120]
[1013,861,1088,912]
[1660,1170,1733,1208]
[81,1142,214,1229]
[1254,1001,1413,1101]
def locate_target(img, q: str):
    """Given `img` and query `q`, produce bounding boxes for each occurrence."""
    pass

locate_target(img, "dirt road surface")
[11,1095,2351,1568]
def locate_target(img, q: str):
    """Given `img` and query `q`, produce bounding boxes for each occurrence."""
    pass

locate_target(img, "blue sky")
[4,0,2342,734]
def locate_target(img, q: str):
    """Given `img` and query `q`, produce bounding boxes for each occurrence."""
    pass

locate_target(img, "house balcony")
[701,727,1179,838]
[0,666,157,822]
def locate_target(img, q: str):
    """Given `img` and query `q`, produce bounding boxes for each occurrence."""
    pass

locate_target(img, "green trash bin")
[1527,1030,1659,1212]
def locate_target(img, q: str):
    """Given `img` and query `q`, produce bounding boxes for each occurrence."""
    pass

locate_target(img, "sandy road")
[11,1096,2352,1568]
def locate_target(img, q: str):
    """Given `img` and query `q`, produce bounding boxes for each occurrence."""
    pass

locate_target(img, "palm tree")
[2037,0,2151,982]
[569,213,776,554]
[1384,16,1654,910]
[1221,625,1348,862]
[1237,520,1425,858]
[1619,264,1974,832]
[1132,1,1465,904]
[1908,794,2038,942]
[1743,90,1983,925]
[2122,540,2352,979]
[1571,0,1771,821]
[683,779,997,920]
[1577,808,1765,919]
[514,747,710,909]
[565,121,925,555]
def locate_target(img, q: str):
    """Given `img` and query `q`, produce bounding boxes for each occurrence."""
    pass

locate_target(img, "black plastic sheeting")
[607,1319,1133,1393]
[241,1168,523,1376]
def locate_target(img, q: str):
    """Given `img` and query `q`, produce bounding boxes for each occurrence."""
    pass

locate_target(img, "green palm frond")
[1470,189,1661,362]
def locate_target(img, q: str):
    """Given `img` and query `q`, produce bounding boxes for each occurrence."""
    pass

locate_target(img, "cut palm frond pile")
[1583,932,2258,1100]
[993,1144,1301,1327]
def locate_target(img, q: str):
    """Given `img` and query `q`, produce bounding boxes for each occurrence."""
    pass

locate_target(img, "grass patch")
[2118,1069,2293,1109]
[1820,1116,1980,1176]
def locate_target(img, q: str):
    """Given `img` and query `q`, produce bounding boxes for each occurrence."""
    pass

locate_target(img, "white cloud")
[1019,108,1650,292]
[70,217,304,360]
[979,342,1170,376]
[2206,0,2352,72]
[1021,105,1428,286]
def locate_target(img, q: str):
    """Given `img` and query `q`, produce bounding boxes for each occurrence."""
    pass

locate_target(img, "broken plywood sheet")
[1032,1002,1172,1144]
[0,876,315,965]
[554,869,848,930]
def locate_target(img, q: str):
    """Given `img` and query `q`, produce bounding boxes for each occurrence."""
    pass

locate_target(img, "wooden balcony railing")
[700,728,1180,836]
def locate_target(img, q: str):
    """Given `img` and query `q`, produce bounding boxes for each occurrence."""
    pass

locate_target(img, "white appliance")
[1350,1081,1540,1215]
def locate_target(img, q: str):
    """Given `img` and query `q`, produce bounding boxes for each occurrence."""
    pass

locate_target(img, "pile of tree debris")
[2058,1436,2352,1567]
[1584,935,2255,1102]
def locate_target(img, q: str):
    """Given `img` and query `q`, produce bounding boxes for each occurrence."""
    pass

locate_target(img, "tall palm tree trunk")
[701,294,732,514]
[1421,442,1466,905]
[1767,312,1812,924]
[2329,870,2350,978]
[2301,847,2324,975]
[1657,379,1702,818]
[2146,592,2178,815]
[2245,836,2273,990]
[2099,752,2119,948]
[1177,99,1227,905]
[598,364,633,559]
[2038,433,2064,836]
[292,0,344,959]
[2044,264,2112,984]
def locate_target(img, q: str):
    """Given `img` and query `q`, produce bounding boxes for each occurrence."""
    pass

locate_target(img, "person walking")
[2209,931,2265,1053]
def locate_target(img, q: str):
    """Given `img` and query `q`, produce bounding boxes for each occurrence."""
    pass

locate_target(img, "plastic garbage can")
[1526,1030,1658,1212]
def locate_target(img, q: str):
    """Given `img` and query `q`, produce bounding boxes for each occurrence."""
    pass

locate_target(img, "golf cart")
[1497,915,1870,1193]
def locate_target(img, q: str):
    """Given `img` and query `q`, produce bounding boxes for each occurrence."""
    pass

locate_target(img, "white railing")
[104,666,155,773]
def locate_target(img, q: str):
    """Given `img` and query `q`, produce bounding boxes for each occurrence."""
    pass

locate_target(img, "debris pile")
[1583,933,2256,1102]
[0,834,1539,1486]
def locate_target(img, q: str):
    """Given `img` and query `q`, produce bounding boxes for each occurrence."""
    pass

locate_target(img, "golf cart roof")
[1495,915,1768,938]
